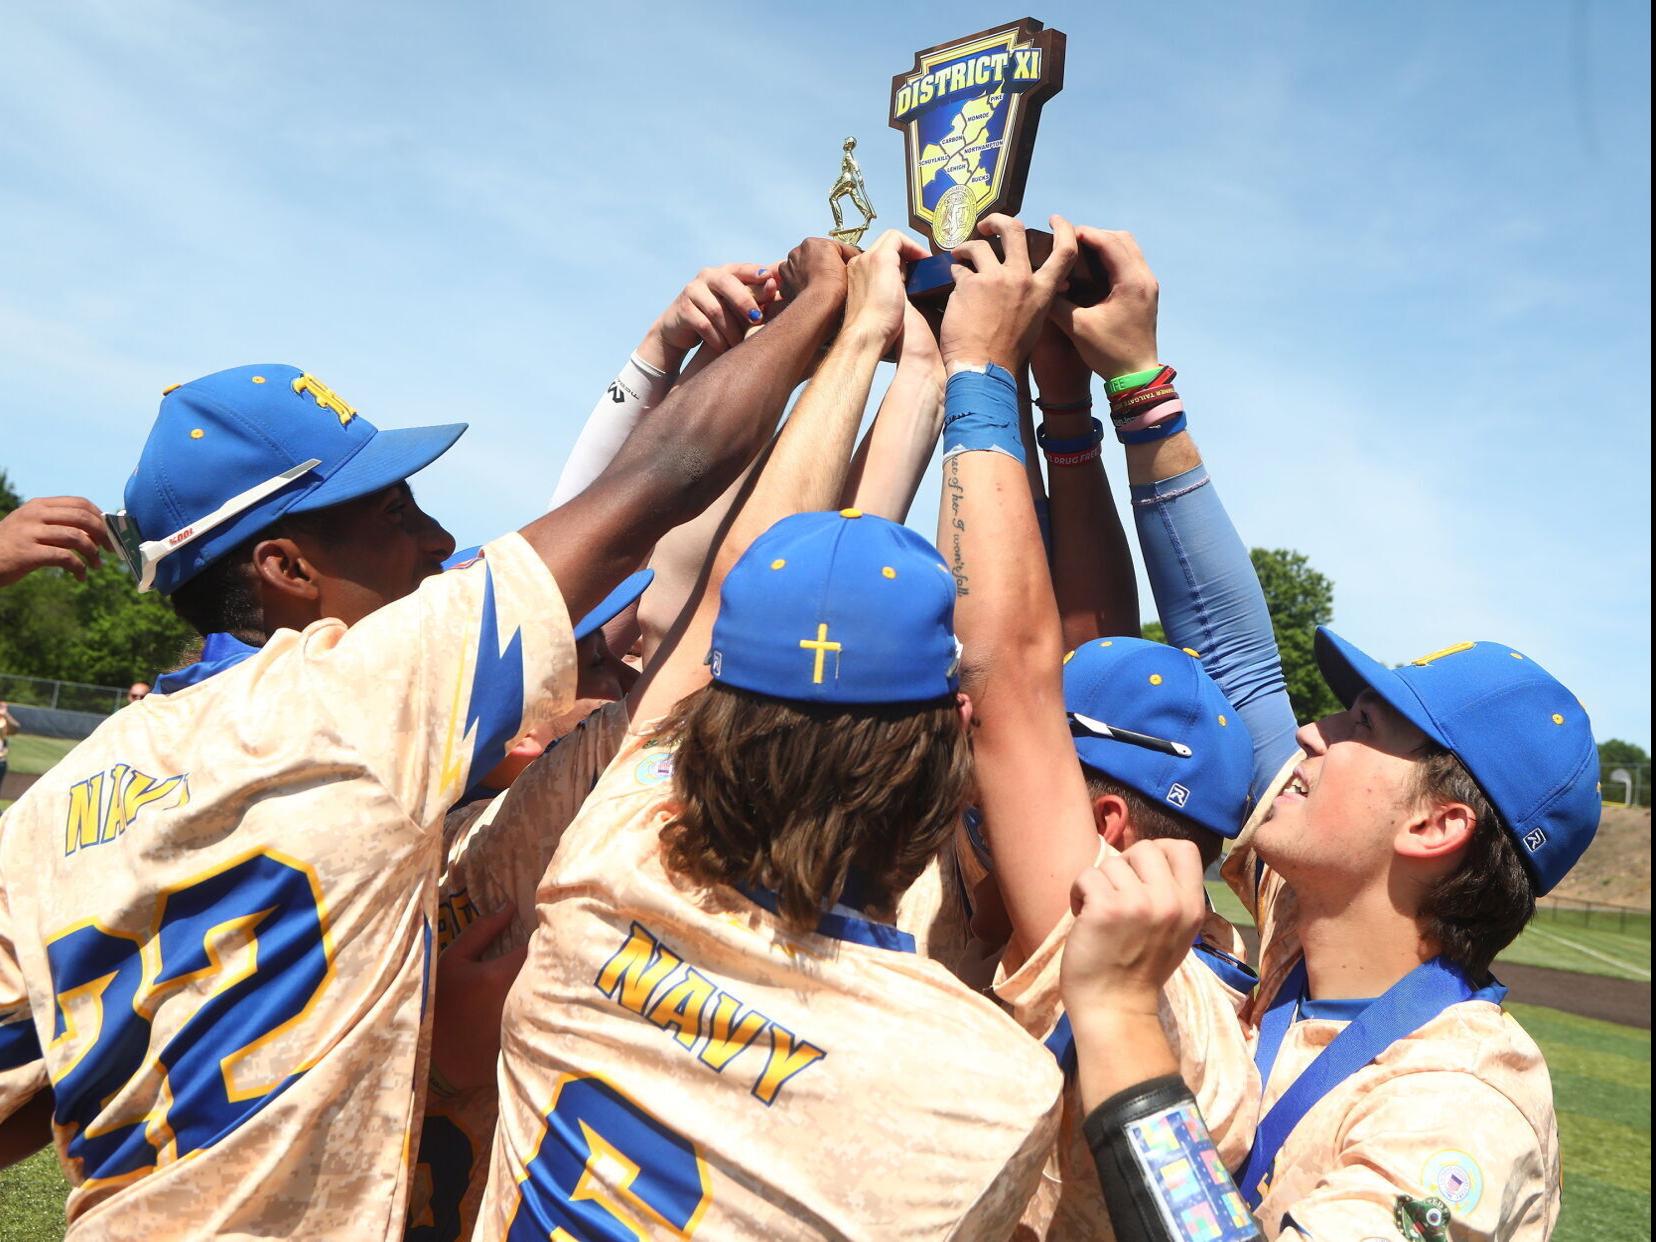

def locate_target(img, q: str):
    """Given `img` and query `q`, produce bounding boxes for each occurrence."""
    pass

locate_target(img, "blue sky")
[0,2,1649,747]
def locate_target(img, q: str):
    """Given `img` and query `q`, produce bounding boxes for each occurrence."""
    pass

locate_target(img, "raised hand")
[843,229,930,355]
[648,263,782,363]
[1059,839,1207,1022]
[778,236,856,308]
[940,213,1078,373]
[1030,314,1093,407]
[0,496,113,587]
[1048,228,1160,381]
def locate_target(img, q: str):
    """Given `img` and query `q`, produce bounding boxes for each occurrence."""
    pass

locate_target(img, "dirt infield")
[0,770,40,802]
[1237,928,1650,1028]
[1495,960,1651,1028]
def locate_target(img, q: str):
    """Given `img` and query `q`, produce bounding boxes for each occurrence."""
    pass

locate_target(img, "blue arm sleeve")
[1131,465,1299,800]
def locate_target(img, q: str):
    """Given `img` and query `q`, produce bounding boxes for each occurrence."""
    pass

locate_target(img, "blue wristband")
[942,364,1024,464]
[1037,418,1105,455]
[1117,411,1188,445]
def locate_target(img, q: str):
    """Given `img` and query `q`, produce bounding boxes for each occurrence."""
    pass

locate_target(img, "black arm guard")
[1082,1074,1263,1242]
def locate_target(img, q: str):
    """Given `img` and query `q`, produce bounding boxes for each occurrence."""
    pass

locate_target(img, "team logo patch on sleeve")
[635,753,674,786]
[1420,1149,1482,1213]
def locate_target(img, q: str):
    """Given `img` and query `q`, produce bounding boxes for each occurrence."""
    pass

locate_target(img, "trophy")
[887,17,1105,305]
[827,137,877,248]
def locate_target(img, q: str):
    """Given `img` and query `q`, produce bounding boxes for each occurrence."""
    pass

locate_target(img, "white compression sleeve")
[547,352,674,509]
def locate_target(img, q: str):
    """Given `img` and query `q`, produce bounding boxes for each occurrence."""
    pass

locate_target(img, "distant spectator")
[0,700,17,791]
[127,682,151,704]
[0,495,113,587]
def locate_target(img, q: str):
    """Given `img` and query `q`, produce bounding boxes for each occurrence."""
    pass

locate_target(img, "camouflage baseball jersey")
[1225,761,1561,1240]
[0,532,574,1239]
[475,728,1065,1239]
[994,839,1262,1240]
[408,698,632,1242]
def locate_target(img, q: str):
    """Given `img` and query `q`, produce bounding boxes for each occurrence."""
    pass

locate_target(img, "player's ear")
[1093,793,1131,848]
[251,535,322,605]
[1395,794,1477,866]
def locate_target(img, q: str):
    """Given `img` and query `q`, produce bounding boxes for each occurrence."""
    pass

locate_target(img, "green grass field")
[1206,882,1652,982]
[0,1002,1645,1240]
[4,735,76,778]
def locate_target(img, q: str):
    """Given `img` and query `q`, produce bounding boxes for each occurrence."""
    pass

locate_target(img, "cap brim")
[289,422,467,513]
[574,569,655,642]
[1314,626,1449,747]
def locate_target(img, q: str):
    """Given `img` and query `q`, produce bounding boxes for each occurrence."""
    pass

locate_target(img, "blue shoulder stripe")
[1192,940,1259,995]
[1043,1013,1077,1078]
[0,1015,42,1071]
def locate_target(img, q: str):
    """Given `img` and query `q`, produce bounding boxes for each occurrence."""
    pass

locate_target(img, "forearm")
[842,358,945,521]
[1073,1008,1177,1115]
[722,325,883,558]
[942,367,1098,960]
[1044,407,1141,647]
[1129,447,1299,797]
[521,288,839,622]
[547,352,676,510]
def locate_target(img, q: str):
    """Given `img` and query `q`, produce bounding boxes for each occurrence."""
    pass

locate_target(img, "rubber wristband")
[1045,445,1102,466]
[1118,411,1187,445]
[1106,365,1167,396]
[1034,395,1093,413]
[1109,389,1180,426]
[1036,418,1104,454]
[942,364,1025,464]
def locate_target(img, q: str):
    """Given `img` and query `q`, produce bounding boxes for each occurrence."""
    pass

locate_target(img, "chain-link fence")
[1599,761,1651,807]
[1535,895,1651,937]
[0,672,128,716]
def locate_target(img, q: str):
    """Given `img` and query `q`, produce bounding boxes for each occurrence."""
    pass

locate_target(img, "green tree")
[1140,547,1340,724]
[1250,547,1340,724]
[0,473,194,698]
[0,469,22,517]
[1598,739,1651,806]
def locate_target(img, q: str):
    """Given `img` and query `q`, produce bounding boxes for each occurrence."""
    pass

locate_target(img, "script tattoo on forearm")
[944,456,969,596]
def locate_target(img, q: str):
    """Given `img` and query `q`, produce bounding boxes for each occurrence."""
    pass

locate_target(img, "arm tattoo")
[944,456,969,596]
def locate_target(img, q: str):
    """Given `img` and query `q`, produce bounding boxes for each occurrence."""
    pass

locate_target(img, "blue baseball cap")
[1062,638,1254,839]
[443,549,653,644]
[1314,628,1599,895]
[708,509,960,704]
[116,364,465,595]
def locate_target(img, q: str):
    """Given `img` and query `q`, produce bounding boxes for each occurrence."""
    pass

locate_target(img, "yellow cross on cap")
[799,622,842,684]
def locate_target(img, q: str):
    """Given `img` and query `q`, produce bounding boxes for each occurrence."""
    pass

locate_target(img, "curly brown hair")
[657,681,972,934]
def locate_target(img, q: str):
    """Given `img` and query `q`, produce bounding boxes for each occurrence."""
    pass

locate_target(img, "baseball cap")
[575,569,655,642]
[1062,638,1254,839]
[708,509,960,704]
[1314,627,1600,895]
[443,549,653,644]
[111,364,465,595]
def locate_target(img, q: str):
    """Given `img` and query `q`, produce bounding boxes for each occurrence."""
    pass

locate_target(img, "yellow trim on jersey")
[509,1071,713,1239]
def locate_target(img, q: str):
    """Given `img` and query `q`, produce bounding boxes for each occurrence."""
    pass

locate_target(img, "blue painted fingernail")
[758,268,769,277]
[748,308,763,322]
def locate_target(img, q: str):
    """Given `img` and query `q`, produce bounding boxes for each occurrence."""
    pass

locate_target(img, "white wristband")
[547,352,675,510]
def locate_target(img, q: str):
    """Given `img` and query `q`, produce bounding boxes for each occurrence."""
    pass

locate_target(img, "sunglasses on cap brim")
[105,459,321,593]
[1067,711,1193,759]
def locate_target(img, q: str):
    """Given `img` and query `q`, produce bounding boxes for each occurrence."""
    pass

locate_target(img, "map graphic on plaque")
[889,18,1067,253]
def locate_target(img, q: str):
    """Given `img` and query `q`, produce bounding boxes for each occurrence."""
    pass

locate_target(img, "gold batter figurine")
[827,136,877,248]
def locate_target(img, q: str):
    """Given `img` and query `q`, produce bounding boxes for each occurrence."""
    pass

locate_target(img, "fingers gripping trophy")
[828,137,877,248]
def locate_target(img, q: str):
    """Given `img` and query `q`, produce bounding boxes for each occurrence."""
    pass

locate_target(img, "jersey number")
[45,851,330,1183]
[508,1076,709,1240]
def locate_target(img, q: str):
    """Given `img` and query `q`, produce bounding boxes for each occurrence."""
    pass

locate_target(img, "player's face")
[1253,692,1431,900]
[304,482,455,625]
